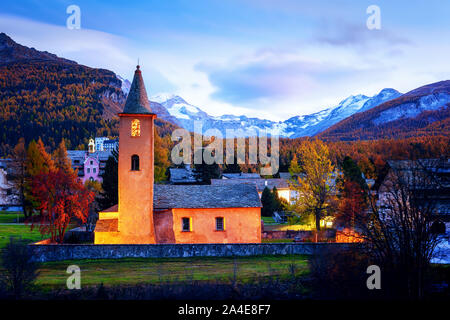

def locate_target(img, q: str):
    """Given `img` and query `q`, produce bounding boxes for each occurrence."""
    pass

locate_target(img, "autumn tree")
[337,180,366,229]
[52,139,73,173]
[25,138,55,215]
[31,168,94,243]
[154,127,170,182]
[289,139,337,233]
[84,179,102,232]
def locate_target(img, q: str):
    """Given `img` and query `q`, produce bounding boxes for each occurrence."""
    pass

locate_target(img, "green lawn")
[0,224,48,249]
[36,255,309,289]
[0,212,25,223]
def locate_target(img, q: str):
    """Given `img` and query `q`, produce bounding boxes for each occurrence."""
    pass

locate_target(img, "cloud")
[0,14,134,73]
[0,13,177,95]
[196,49,368,108]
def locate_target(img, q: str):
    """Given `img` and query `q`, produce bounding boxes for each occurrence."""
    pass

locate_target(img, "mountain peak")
[150,93,186,104]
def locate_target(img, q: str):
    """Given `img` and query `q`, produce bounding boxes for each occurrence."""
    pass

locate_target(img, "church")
[94,66,262,244]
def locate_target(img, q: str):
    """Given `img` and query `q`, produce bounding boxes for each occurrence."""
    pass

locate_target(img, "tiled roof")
[67,150,113,162]
[122,66,154,114]
[99,184,262,212]
[222,172,261,179]
[210,178,289,191]
[153,184,262,209]
[278,172,292,180]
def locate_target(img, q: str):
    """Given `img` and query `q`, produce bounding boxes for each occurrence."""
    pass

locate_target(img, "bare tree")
[353,159,445,298]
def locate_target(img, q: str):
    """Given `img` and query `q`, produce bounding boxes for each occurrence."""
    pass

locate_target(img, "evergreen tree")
[9,138,30,218]
[193,161,221,184]
[223,156,241,173]
[261,186,275,217]
[272,186,287,212]
[192,149,220,184]
[341,156,367,190]
[99,147,118,210]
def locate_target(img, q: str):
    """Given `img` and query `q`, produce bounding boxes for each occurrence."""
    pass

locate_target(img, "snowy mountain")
[319,80,450,141]
[117,77,401,137]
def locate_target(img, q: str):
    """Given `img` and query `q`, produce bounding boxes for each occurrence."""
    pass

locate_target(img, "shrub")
[0,237,40,299]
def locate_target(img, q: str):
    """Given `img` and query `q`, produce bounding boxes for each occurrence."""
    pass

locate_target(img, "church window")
[182,217,192,232]
[216,217,225,231]
[131,155,140,171]
[131,119,140,137]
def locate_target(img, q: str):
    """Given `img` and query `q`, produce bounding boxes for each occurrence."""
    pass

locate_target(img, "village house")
[67,149,112,184]
[94,66,262,244]
[0,159,20,211]
[378,158,450,233]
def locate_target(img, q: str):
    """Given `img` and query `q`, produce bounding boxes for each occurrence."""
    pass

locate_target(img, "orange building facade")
[94,66,262,244]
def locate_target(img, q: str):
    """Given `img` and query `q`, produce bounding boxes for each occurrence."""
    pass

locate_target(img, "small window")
[216,217,225,231]
[131,119,140,137]
[93,168,96,173]
[90,160,93,165]
[87,168,90,173]
[131,155,139,171]
[182,217,191,232]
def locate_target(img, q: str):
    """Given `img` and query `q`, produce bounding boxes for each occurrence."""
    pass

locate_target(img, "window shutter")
[223,217,226,231]
[189,217,193,231]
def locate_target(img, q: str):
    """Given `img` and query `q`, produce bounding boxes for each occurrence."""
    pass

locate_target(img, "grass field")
[0,224,48,249]
[262,238,294,243]
[35,255,309,289]
[0,212,24,223]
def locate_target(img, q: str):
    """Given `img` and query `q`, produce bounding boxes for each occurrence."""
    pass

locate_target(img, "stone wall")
[29,242,359,262]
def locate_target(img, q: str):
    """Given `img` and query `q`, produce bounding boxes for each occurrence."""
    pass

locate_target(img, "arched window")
[131,119,140,137]
[131,155,140,171]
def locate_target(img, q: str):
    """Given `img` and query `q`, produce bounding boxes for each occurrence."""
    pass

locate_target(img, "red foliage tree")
[337,180,366,229]
[31,169,94,243]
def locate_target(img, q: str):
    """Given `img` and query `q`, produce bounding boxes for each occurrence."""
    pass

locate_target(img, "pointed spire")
[122,65,153,114]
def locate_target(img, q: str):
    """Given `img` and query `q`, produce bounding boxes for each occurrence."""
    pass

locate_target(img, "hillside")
[318,81,450,141]
[0,33,177,155]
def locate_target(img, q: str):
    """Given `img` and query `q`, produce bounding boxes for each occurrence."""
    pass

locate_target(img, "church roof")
[99,184,262,213]
[121,65,153,114]
[153,184,262,209]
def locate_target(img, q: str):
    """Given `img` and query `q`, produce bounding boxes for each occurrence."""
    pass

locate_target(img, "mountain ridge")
[318,80,450,141]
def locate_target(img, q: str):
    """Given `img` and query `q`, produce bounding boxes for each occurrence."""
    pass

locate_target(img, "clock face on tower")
[131,119,140,137]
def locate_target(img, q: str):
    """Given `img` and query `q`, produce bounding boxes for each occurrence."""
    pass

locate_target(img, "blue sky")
[1,0,449,120]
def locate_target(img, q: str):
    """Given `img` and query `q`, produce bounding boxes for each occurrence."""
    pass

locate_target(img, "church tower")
[117,65,157,243]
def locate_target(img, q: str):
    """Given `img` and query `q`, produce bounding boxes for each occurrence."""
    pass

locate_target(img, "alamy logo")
[66,5,81,30]
[366,265,381,290]
[171,121,280,175]
[66,265,81,289]
[366,5,381,30]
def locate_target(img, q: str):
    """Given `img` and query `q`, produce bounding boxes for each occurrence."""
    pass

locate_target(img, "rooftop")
[222,172,261,179]
[100,183,262,211]
[121,66,154,115]
[154,184,262,209]
[210,178,289,191]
